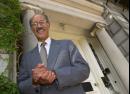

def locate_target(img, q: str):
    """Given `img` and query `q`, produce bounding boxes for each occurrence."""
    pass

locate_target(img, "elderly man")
[18,12,90,94]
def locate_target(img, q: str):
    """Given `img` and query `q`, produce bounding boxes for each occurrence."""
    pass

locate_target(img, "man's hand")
[32,64,47,85]
[38,70,56,85]
[32,64,56,85]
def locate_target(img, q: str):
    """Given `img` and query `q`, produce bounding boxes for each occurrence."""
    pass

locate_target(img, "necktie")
[40,42,47,67]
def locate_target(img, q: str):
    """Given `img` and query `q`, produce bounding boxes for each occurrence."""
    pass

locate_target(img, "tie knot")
[41,42,46,47]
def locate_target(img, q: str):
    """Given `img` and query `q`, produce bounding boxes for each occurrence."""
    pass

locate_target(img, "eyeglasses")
[31,21,47,27]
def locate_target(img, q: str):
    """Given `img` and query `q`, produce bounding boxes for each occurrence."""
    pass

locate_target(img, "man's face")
[31,15,50,41]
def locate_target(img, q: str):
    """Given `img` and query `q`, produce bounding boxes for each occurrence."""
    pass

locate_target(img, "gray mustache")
[36,28,43,31]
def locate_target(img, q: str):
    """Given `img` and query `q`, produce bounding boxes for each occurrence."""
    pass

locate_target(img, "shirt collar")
[38,37,51,55]
[38,37,51,46]
[45,37,51,47]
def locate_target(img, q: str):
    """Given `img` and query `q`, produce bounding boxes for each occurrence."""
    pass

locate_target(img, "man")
[18,12,90,94]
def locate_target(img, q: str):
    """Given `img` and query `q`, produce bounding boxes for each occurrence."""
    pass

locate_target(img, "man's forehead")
[32,15,45,21]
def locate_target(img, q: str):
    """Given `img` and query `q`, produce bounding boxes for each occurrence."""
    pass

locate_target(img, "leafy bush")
[0,0,22,93]
[0,74,19,94]
[0,0,23,52]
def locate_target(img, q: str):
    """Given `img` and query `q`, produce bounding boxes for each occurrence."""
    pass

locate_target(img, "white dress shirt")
[38,37,51,57]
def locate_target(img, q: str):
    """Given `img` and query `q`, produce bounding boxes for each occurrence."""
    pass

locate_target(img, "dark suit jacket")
[18,39,90,94]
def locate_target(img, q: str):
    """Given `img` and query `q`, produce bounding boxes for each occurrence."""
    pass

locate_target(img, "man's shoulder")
[22,46,38,57]
[52,39,73,44]
[52,39,76,50]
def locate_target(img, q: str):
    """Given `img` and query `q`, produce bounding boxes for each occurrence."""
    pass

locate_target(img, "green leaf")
[0,0,24,52]
[0,74,20,94]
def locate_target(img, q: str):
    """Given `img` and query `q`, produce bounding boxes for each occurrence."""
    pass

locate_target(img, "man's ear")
[47,22,50,28]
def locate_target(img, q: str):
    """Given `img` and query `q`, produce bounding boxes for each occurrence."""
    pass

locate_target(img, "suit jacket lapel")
[31,45,42,69]
[47,39,61,70]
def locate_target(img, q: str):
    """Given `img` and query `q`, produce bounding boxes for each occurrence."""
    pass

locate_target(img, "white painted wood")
[88,38,128,94]
[22,9,38,52]
[20,0,106,29]
[51,0,104,16]
[96,28,129,92]
[0,54,9,75]
[79,39,111,94]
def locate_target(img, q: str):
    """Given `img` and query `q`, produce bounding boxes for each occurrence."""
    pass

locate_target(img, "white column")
[22,9,37,52]
[0,53,9,75]
[8,52,17,83]
[92,22,129,91]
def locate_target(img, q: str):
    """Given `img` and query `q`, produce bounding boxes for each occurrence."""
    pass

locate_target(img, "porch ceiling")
[20,0,106,30]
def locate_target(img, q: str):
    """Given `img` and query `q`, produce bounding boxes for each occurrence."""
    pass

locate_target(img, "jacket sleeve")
[55,41,90,89]
[17,54,38,94]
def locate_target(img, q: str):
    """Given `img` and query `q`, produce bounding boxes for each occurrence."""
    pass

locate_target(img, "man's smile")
[36,28,45,33]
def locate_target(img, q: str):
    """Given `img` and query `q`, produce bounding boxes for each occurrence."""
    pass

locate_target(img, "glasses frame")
[31,20,47,27]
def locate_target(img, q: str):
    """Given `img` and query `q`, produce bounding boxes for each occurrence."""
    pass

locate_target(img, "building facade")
[0,0,129,94]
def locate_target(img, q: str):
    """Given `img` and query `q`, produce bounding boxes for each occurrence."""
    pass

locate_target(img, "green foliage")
[0,0,23,52]
[0,0,22,93]
[0,74,20,94]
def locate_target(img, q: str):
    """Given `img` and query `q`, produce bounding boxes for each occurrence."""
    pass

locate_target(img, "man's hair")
[29,12,50,27]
